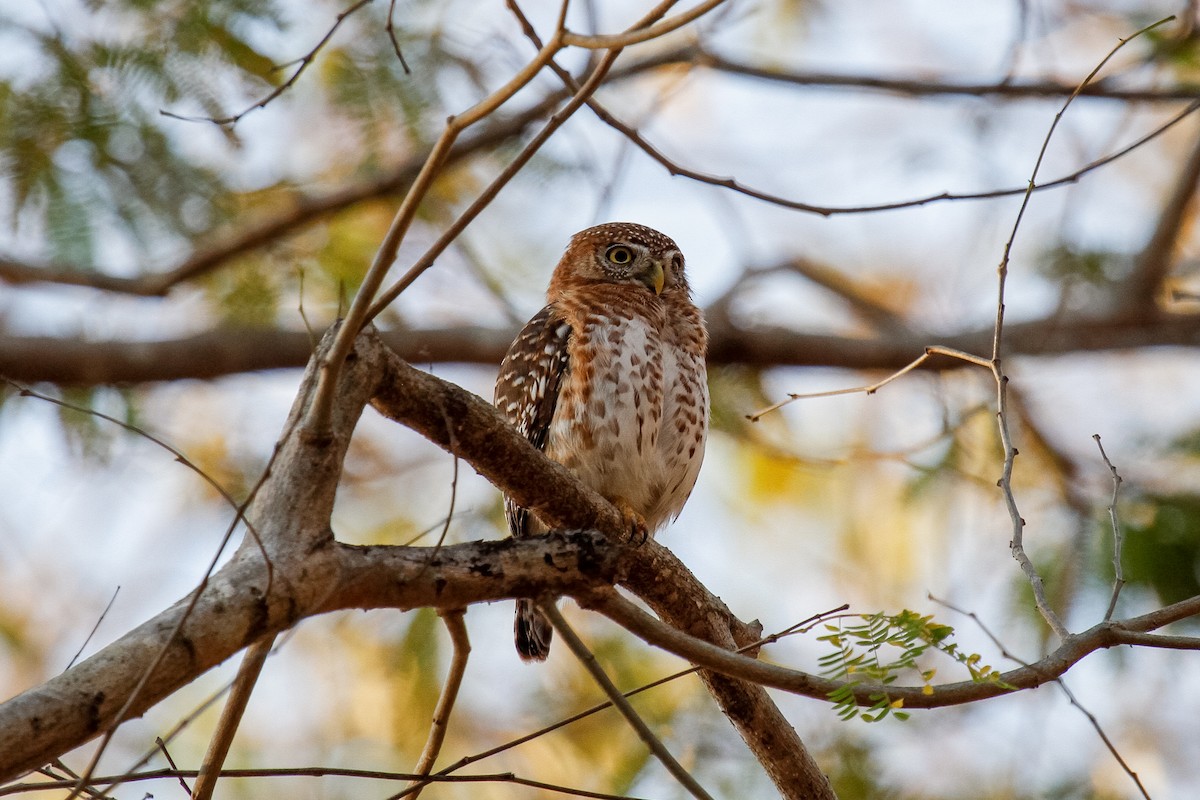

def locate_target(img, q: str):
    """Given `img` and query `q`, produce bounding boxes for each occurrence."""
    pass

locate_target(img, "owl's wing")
[493,304,573,538]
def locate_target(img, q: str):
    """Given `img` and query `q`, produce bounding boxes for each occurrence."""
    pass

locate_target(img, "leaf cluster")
[818,610,1012,723]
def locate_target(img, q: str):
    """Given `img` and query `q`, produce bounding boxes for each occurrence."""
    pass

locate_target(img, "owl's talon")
[615,500,649,545]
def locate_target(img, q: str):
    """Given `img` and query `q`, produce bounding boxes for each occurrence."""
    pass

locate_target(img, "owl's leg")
[611,497,649,545]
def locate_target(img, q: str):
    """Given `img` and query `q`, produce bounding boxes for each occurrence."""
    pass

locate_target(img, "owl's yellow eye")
[605,245,634,265]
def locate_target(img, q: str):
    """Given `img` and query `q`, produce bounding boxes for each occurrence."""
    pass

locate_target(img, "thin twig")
[539,603,716,800]
[114,629,300,787]
[63,585,120,672]
[364,0,690,321]
[162,0,374,126]
[154,737,193,797]
[3,380,267,559]
[4,767,652,799]
[746,344,990,421]
[563,69,1200,218]
[580,583,1200,709]
[385,0,413,74]
[34,762,106,800]
[191,637,274,800]
[7,80,1198,299]
[405,609,470,800]
[78,426,297,800]
[682,46,1200,103]
[561,0,727,49]
[307,22,572,436]
[1094,434,1127,621]
[7,379,279,798]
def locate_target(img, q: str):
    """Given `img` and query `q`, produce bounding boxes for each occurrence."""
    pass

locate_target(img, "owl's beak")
[641,261,666,295]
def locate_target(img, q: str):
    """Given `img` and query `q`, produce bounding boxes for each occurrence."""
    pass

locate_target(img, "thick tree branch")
[3,310,1199,386]
[0,328,622,785]
[368,337,830,799]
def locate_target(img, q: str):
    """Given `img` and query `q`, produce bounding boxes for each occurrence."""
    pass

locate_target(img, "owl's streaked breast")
[547,302,708,533]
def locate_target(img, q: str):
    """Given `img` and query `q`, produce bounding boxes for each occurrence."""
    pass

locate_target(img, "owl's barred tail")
[515,599,553,661]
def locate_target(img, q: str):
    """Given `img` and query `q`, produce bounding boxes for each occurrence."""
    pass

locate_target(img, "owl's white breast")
[547,312,708,533]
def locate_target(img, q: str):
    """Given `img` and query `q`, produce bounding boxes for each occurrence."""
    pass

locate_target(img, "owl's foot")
[613,498,649,545]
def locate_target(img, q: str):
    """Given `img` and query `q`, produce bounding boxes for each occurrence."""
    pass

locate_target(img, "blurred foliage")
[0,1,280,250]
[385,606,444,754]
[0,0,461,278]
[819,736,904,800]
[1143,19,1200,74]
[204,256,282,326]
[53,386,137,462]
[1109,493,1200,609]
[1039,245,1122,286]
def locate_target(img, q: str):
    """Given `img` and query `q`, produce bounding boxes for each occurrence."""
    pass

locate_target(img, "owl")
[493,222,709,660]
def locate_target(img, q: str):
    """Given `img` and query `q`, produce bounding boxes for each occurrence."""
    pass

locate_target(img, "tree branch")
[584,586,1200,709]
[3,309,1199,386]
[1122,127,1200,310]
[680,47,1200,103]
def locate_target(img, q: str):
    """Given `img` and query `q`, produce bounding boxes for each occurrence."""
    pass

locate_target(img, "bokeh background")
[3,0,1200,797]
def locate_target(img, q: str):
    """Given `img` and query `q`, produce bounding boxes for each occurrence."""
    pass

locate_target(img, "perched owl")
[493,222,709,660]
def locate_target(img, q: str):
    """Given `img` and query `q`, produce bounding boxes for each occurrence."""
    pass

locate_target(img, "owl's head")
[549,222,689,297]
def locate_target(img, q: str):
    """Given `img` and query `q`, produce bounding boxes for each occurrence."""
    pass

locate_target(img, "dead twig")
[1094,435,1127,621]
[746,344,990,421]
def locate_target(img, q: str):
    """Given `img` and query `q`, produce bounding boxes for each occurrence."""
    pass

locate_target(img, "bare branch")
[190,639,273,800]
[582,68,1200,217]
[930,594,1153,800]
[585,585,1200,709]
[984,18,1173,643]
[1094,434,1127,621]
[406,610,470,799]
[684,47,1200,103]
[561,0,728,49]
[365,46,628,319]
[747,344,991,421]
